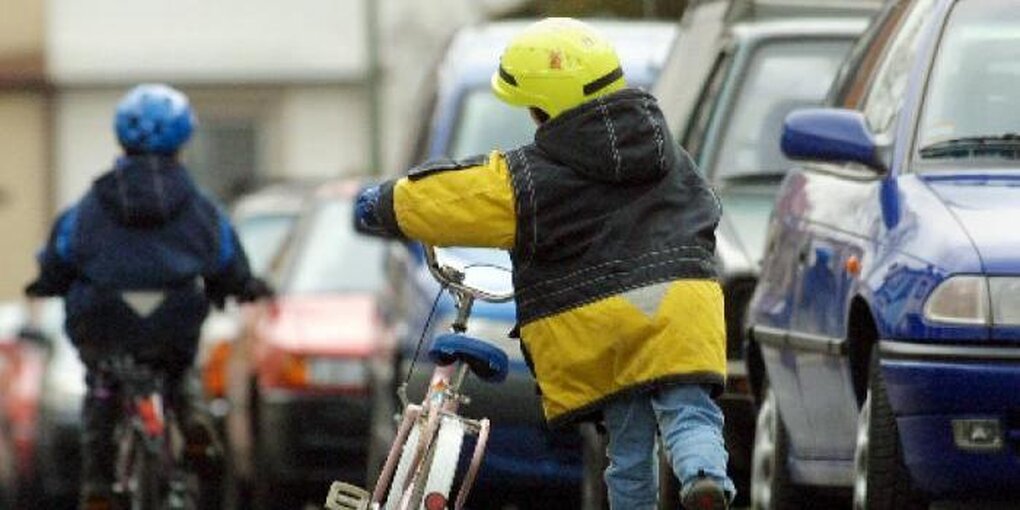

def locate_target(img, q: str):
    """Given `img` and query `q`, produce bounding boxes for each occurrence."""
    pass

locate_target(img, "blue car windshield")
[917,0,1020,159]
[448,88,535,159]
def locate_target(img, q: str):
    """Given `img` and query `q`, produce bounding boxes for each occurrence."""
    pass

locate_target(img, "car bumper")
[258,390,371,485]
[880,341,1020,499]
[34,416,81,498]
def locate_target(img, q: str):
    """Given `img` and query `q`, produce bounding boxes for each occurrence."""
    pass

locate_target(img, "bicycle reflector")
[424,492,447,510]
[137,396,165,437]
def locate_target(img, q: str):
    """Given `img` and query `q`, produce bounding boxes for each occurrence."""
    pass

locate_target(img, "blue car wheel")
[750,375,803,509]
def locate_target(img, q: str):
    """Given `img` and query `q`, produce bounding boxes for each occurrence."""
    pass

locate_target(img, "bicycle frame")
[326,245,511,510]
[373,362,491,510]
[105,356,191,510]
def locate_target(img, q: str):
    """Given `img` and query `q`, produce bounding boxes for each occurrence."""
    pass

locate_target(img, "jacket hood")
[92,155,195,227]
[534,88,677,184]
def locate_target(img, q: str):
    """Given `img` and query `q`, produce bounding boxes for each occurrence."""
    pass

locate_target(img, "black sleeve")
[376,179,404,239]
[203,214,261,307]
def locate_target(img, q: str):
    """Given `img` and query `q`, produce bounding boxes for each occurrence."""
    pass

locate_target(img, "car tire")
[852,352,926,510]
[579,423,609,510]
[750,377,802,509]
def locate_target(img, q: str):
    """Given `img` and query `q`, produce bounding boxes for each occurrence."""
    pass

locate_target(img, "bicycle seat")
[428,333,509,383]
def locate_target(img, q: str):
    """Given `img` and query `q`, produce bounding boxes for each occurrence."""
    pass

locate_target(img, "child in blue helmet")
[25,84,272,510]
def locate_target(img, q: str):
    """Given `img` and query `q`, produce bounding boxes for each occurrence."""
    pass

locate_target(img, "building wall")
[53,85,370,206]
[46,0,367,84]
[0,94,49,299]
[46,0,375,206]
[275,85,369,179]
[0,0,48,300]
[0,0,44,57]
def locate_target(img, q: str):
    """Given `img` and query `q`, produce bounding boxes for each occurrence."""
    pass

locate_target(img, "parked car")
[376,19,679,508]
[0,298,87,510]
[224,179,388,509]
[198,181,314,415]
[652,0,875,503]
[747,0,1020,507]
[0,302,26,509]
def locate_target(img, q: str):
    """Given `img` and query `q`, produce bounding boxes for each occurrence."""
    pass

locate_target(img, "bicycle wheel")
[128,434,164,510]
[384,421,423,509]
[384,409,466,510]
[418,416,466,509]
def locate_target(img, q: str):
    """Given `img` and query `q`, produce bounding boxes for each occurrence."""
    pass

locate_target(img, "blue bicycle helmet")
[114,84,195,155]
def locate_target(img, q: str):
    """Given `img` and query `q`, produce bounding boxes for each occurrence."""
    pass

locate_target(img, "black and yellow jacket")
[375,89,726,427]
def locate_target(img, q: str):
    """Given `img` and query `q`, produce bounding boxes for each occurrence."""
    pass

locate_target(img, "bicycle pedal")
[325,481,371,510]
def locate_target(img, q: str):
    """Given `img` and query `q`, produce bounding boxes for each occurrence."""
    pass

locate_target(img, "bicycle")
[99,354,210,510]
[326,244,513,510]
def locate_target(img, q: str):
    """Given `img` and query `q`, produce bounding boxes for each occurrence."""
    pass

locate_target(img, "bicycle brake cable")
[404,284,447,387]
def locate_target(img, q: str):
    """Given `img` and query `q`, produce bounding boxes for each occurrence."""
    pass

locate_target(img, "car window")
[235,213,299,276]
[916,0,1020,158]
[448,89,535,159]
[832,0,913,108]
[860,0,937,134]
[682,51,733,164]
[827,0,902,106]
[277,199,385,294]
[713,38,852,179]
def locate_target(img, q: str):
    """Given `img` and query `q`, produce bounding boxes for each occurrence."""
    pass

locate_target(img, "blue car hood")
[925,173,1020,274]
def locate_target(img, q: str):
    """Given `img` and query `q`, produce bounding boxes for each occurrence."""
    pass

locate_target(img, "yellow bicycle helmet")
[491,18,626,120]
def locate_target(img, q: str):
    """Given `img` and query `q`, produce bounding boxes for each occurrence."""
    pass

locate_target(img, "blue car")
[746,0,1020,507]
[373,20,678,505]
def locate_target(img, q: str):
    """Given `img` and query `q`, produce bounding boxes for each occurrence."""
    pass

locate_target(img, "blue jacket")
[27,155,253,354]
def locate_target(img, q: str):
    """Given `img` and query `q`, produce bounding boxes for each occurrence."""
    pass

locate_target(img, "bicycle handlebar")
[423,245,514,303]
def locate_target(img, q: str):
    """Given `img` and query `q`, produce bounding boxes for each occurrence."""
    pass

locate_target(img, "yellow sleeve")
[393,151,516,249]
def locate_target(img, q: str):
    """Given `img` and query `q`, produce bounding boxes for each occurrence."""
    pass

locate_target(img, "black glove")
[25,277,66,298]
[237,277,274,303]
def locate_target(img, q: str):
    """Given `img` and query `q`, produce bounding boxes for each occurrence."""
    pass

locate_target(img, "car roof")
[231,181,322,220]
[729,17,870,42]
[437,19,679,90]
[312,178,370,201]
[720,0,883,23]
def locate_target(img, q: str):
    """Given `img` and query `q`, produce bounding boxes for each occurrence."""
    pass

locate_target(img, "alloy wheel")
[852,392,871,510]
[750,388,777,509]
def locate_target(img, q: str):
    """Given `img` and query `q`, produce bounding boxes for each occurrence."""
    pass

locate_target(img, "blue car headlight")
[924,275,1020,326]
[988,278,1020,325]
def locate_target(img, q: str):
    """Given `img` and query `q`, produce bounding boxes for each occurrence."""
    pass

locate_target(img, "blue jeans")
[602,384,734,509]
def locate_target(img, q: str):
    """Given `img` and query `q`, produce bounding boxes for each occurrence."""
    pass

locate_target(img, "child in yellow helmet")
[356,18,733,509]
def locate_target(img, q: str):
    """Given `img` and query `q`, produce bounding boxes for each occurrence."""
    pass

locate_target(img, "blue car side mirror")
[781,108,886,172]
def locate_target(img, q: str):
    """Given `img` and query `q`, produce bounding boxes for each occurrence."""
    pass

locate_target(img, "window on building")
[184,120,260,204]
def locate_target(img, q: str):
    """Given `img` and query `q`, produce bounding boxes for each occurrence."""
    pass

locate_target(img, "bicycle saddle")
[428,333,509,383]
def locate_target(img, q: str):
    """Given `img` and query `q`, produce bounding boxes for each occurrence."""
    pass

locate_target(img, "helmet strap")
[582,66,624,96]
[529,107,550,125]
